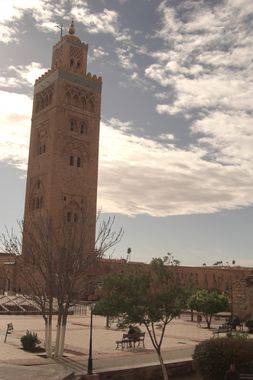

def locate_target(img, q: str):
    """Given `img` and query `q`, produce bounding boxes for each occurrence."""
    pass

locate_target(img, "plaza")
[0,311,217,379]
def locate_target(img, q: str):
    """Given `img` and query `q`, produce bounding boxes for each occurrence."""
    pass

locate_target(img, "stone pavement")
[0,313,216,379]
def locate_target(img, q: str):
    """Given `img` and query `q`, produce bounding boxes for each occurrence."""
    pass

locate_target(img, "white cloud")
[9,62,47,86]
[71,5,119,36]
[116,47,138,71]
[0,0,67,43]
[0,90,31,170]
[92,46,109,60]
[1,89,253,217]
[97,118,253,216]
[0,63,47,90]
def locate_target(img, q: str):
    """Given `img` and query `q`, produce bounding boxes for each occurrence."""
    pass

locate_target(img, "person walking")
[224,363,240,380]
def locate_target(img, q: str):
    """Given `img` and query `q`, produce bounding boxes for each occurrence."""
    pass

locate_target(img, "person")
[197,313,202,327]
[127,325,135,335]
[127,325,135,348]
[224,363,240,380]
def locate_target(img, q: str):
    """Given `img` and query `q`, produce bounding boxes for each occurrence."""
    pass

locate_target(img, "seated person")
[128,325,135,336]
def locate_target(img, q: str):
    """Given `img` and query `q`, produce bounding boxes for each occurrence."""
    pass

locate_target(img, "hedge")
[193,336,253,380]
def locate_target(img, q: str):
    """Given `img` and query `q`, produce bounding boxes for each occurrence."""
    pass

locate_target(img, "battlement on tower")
[35,69,102,86]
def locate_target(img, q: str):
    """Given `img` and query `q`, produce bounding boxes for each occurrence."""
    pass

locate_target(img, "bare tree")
[0,212,123,357]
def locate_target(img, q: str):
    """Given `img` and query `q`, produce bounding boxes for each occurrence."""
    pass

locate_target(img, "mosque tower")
[23,21,102,255]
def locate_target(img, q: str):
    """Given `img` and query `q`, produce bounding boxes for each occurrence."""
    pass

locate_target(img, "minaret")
[23,21,102,255]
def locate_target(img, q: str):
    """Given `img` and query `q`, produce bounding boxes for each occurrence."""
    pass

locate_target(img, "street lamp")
[87,302,94,375]
[226,262,234,320]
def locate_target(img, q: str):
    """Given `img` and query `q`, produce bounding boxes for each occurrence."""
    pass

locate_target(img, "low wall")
[82,359,195,380]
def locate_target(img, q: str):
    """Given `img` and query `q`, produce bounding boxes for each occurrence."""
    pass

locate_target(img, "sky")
[0,0,253,266]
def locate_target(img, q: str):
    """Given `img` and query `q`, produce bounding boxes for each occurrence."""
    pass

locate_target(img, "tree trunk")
[106,315,110,328]
[54,310,62,357]
[58,311,68,357]
[45,319,53,357]
[157,350,168,380]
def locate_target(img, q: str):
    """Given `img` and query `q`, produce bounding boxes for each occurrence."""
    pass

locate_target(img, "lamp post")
[226,262,234,320]
[87,302,94,375]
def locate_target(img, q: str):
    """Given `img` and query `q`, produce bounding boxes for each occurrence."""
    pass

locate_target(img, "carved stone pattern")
[62,193,87,209]
[70,46,82,61]
[29,177,45,211]
[35,84,54,113]
[54,45,63,60]
[65,85,96,113]
[36,125,48,155]
[63,139,89,163]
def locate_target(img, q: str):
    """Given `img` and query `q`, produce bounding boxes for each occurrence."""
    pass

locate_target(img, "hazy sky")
[0,0,253,266]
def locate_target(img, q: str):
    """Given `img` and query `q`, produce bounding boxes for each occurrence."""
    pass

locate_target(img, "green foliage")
[20,330,41,352]
[94,266,188,326]
[245,319,253,332]
[189,290,229,328]
[193,337,253,380]
[94,257,191,335]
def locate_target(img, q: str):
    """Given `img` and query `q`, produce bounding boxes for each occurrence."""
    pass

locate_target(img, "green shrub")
[245,320,253,333]
[193,337,253,380]
[20,330,41,352]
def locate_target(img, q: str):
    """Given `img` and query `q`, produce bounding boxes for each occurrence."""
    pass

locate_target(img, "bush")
[193,337,253,380]
[21,330,41,352]
[245,320,253,333]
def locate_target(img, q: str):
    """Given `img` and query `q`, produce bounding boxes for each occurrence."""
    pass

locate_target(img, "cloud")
[0,63,47,91]
[146,0,253,117]
[97,118,253,216]
[0,0,67,43]
[71,5,119,36]
[116,47,138,71]
[1,89,253,217]
[92,46,109,60]
[0,90,31,170]
[9,62,47,86]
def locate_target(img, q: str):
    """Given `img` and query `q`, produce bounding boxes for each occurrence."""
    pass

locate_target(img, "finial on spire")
[69,19,75,35]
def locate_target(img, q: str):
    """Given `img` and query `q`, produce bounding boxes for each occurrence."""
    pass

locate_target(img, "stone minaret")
[23,21,102,255]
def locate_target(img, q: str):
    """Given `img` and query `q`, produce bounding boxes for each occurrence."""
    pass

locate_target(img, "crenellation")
[35,69,53,84]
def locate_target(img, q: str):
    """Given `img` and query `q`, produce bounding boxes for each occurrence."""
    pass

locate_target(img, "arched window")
[77,157,81,167]
[70,119,76,131]
[80,122,87,135]
[70,58,74,67]
[81,97,86,109]
[70,156,74,166]
[77,61,80,69]
[87,99,94,112]
[73,94,79,107]
[66,92,71,104]
[73,213,78,223]
[67,211,71,222]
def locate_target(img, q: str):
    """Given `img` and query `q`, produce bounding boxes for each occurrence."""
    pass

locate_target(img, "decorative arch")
[64,200,83,224]
[30,178,45,211]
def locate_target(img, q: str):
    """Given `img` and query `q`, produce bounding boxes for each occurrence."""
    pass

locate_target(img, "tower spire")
[69,19,75,35]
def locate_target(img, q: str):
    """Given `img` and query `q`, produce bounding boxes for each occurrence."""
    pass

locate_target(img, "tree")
[189,290,229,329]
[94,256,189,380]
[0,213,122,358]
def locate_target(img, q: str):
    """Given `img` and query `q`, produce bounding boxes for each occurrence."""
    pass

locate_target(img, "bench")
[4,323,13,343]
[115,332,145,350]
[213,325,231,337]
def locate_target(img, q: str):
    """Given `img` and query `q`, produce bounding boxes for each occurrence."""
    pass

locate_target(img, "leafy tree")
[189,290,229,329]
[94,256,189,380]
